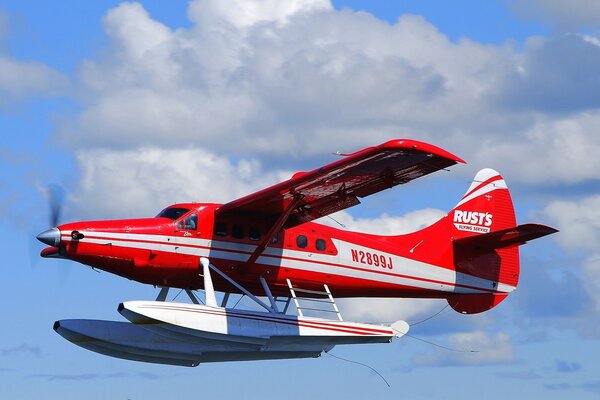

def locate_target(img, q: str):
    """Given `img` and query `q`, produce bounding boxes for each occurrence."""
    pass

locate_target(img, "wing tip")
[381,139,466,164]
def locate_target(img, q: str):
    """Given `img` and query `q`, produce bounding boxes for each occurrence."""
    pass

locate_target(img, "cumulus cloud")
[188,0,331,29]
[319,208,445,235]
[582,256,600,314]
[541,195,600,253]
[62,1,502,157]
[541,196,600,315]
[0,12,68,106]
[0,58,67,103]
[492,34,600,113]
[411,331,514,367]
[54,0,600,195]
[472,111,600,184]
[338,297,447,324]
[69,147,290,220]
[510,0,600,31]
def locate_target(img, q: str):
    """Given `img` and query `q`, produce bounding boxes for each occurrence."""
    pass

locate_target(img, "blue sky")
[2,1,600,399]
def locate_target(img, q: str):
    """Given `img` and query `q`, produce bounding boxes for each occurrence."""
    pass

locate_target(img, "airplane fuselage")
[41,202,508,300]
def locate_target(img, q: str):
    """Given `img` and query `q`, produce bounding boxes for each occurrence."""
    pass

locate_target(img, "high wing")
[217,139,464,228]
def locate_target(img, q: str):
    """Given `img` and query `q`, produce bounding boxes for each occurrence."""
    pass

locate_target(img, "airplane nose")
[37,227,61,247]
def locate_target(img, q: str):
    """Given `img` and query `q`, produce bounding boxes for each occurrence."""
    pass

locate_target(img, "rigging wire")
[403,332,478,353]
[324,350,391,387]
[390,325,478,354]
[171,288,184,301]
[191,290,205,305]
[406,304,450,327]
[326,214,346,229]
[231,294,245,309]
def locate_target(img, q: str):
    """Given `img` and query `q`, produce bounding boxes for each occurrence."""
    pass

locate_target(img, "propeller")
[46,184,66,227]
[31,183,74,283]
[28,184,65,267]
[36,184,66,247]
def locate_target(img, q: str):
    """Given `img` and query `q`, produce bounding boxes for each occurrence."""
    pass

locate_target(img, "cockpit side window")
[184,214,198,230]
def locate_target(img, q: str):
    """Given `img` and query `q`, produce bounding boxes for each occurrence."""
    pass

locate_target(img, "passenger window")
[296,235,308,249]
[316,239,326,251]
[215,222,227,237]
[184,214,197,230]
[249,227,260,241]
[232,224,244,239]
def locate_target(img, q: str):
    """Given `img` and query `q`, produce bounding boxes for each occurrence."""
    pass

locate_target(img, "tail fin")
[404,169,557,314]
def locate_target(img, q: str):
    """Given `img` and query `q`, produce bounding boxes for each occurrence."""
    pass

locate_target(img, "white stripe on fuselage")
[63,231,514,294]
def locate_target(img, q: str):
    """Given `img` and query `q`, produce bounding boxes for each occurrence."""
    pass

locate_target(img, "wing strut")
[200,257,217,307]
[245,194,304,268]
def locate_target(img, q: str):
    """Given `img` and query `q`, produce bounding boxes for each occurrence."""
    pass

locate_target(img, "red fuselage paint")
[43,202,508,300]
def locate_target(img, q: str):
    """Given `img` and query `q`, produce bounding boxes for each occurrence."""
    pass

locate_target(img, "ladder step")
[296,307,340,313]
[286,278,343,321]
[292,297,335,304]
[288,287,329,296]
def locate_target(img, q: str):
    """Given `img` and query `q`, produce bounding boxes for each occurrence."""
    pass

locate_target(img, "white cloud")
[318,208,445,235]
[188,0,331,29]
[541,195,600,316]
[68,147,289,220]
[0,57,67,105]
[56,1,600,189]
[491,34,600,113]
[510,0,600,30]
[411,331,515,367]
[338,297,446,324]
[472,111,600,184]
[61,2,508,156]
[0,11,68,105]
[541,195,600,252]
[583,255,600,314]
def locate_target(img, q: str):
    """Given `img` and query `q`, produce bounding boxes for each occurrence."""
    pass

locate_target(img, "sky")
[1,0,600,398]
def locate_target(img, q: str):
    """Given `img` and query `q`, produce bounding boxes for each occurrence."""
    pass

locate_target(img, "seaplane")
[38,139,557,366]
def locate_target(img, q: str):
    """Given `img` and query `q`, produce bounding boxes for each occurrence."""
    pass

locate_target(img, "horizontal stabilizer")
[453,223,558,250]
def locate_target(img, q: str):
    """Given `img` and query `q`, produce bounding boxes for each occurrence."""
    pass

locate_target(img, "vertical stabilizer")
[394,169,556,314]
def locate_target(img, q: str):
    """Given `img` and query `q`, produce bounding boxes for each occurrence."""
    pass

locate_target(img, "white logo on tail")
[453,210,493,233]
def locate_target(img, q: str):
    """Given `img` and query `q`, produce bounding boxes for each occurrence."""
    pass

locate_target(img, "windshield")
[156,207,190,220]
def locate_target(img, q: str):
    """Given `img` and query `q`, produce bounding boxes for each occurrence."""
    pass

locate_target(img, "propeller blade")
[46,184,65,227]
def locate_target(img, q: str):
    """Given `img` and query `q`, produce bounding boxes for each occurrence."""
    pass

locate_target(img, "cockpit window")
[156,207,190,220]
[184,214,198,230]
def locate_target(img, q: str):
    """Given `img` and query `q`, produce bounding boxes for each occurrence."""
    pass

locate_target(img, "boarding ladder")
[286,279,343,321]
